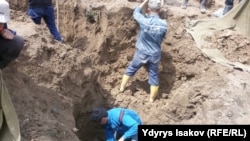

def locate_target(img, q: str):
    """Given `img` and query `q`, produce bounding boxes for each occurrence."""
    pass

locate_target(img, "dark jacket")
[28,0,52,8]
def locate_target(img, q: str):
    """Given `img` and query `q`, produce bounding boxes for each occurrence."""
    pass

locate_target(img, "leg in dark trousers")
[0,35,24,69]
[200,0,208,13]
[225,0,234,5]
[28,6,62,42]
[223,0,234,15]
[43,6,62,41]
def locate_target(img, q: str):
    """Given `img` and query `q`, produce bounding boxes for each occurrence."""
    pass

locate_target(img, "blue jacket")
[105,108,142,141]
[133,7,167,56]
[28,0,52,7]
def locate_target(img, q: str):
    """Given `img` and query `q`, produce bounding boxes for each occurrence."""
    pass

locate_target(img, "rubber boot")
[119,74,130,92]
[181,0,188,9]
[223,5,233,15]
[149,86,159,102]
[200,0,207,14]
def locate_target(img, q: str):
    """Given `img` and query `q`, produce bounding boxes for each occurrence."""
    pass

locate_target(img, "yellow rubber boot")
[149,86,159,102]
[119,74,130,92]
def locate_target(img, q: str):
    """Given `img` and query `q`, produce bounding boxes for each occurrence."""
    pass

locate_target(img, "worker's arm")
[138,0,148,8]
[119,115,139,140]
[133,0,149,28]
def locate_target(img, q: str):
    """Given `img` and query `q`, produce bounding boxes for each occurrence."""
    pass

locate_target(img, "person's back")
[90,107,142,141]
[108,108,141,141]
[133,8,167,56]
[120,0,168,102]
[107,108,142,127]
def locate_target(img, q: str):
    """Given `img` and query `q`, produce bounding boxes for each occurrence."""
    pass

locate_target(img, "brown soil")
[4,0,250,141]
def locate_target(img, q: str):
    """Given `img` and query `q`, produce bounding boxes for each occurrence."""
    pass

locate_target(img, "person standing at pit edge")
[119,0,167,102]
[181,0,208,14]
[0,0,24,69]
[27,0,62,42]
[90,107,142,141]
[214,0,243,18]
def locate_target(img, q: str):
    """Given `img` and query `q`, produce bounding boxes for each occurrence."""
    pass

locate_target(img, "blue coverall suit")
[105,108,142,141]
[125,7,167,86]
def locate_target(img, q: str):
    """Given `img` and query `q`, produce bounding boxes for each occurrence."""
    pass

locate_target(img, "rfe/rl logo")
[210,129,244,136]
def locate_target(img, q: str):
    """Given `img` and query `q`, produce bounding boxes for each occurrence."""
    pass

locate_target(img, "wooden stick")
[56,0,59,32]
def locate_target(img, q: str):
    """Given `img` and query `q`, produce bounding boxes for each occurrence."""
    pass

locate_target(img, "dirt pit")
[3,0,250,141]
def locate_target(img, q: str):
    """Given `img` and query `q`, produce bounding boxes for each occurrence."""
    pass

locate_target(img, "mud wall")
[55,0,82,42]
[7,0,82,42]
[7,0,27,11]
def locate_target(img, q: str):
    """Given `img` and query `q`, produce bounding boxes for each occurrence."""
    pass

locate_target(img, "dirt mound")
[205,30,250,65]
[3,0,250,141]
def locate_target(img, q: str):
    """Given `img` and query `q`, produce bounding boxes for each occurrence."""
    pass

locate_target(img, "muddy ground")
[4,0,250,141]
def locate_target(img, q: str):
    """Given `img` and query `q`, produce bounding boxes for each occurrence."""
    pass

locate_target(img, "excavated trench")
[71,6,176,141]
[70,6,191,141]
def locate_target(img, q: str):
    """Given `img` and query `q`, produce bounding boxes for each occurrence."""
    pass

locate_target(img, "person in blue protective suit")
[27,0,62,42]
[0,0,24,69]
[119,0,167,102]
[90,107,142,141]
